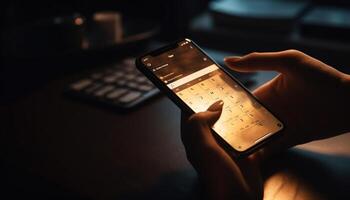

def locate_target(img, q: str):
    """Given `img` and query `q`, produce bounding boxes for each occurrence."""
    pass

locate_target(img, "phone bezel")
[135,38,284,157]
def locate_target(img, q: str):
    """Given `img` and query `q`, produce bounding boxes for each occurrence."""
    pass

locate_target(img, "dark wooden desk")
[2,71,350,200]
[2,74,200,199]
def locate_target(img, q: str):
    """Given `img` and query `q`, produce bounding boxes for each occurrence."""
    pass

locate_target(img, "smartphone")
[136,38,283,156]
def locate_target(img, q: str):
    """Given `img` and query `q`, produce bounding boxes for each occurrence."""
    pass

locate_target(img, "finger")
[224,50,303,74]
[181,100,224,145]
[206,100,224,126]
[181,100,224,128]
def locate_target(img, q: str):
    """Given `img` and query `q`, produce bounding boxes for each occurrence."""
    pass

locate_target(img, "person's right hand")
[224,50,350,158]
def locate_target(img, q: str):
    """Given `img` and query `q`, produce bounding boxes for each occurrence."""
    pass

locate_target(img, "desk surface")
[2,70,350,200]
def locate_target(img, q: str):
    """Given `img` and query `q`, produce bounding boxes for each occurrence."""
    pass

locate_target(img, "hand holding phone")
[181,100,263,200]
[136,39,284,156]
[225,50,350,158]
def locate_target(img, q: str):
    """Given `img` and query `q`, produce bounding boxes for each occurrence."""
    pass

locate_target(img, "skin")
[181,101,262,200]
[181,50,350,200]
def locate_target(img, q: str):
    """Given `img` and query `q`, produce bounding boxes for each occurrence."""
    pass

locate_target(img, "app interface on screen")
[142,40,282,151]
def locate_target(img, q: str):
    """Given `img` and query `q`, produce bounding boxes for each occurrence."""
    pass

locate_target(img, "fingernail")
[224,56,241,62]
[207,100,224,112]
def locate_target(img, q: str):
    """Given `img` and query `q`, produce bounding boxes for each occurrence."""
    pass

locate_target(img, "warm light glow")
[145,40,283,152]
[263,163,325,199]
[74,17,84,26]
[176,71,283,151]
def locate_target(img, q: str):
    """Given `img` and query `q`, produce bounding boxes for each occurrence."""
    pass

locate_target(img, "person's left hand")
[181,100,263,200]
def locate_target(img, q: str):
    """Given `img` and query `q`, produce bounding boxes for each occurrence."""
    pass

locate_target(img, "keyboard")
[67,58,159,111]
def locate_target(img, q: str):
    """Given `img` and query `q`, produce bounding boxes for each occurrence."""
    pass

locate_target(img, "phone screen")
[141,39,283,152]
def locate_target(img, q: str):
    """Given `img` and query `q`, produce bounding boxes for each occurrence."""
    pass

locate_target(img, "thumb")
[224,50,302,74]
[183,100,224,146]
[205,100,224,126]
[185,100,224,131]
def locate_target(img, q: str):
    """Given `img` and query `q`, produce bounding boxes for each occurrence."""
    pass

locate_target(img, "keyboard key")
[123,58,135,70]
[116,79,127,86]
[106,88,128,99]
[113,71,125,77]
[103,75,119,83]
[94,85,115,97]
[85,83,103,93]
[70,79,92,91]
[125,74,136,80]
[135,76,147,83]
[126,82,138,89]
[145,80,153,85]
[138,85,153,92]
[123,58,134,66]
[124,66,135,72]
[118,91,142,103]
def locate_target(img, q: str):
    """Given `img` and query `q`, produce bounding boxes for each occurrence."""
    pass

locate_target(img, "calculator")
[136,39,284,156]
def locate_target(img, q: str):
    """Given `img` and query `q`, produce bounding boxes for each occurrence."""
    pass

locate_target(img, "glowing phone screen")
[142,40,283,151]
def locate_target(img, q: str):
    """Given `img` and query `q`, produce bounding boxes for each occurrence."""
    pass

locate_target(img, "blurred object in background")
[1,0,205,45]
[2,13,86,58]
[300,6,350,42]
[1,11,159,59]
[0,1,163,103]
[189,0,350,74]
[210,0,310,34]
[2,0,350,104]
[67,58,159,111]
[0,0,209,61]
[83,11,159,51]
[91,11,124,46]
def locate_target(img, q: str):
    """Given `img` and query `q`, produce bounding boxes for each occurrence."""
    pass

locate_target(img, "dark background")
[1,0,350,199]
[2,0,350,101]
